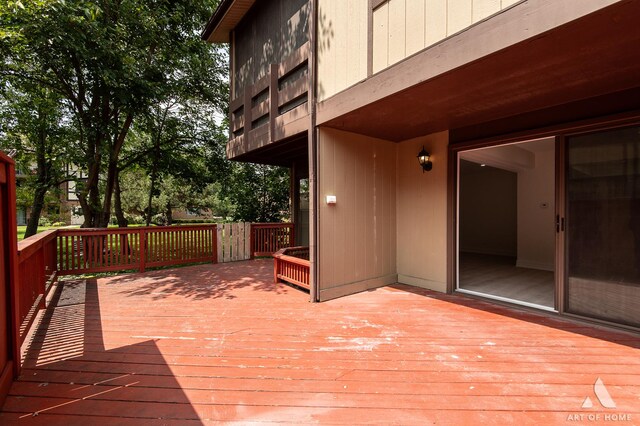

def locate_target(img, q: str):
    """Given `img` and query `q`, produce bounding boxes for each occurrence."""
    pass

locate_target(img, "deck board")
[2,259,639,424]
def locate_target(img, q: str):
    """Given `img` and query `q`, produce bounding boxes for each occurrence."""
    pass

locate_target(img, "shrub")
[38,217,52,226]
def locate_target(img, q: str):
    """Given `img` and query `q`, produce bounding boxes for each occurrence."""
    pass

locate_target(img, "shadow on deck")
[1,259,639,424]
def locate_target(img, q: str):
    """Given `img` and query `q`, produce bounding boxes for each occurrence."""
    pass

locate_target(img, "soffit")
[202,0,256,43]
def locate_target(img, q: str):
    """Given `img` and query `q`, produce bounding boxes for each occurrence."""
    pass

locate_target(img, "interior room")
[457,138,556,309]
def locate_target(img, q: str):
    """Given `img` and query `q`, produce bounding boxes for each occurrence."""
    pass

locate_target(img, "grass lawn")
[16,225,77,241]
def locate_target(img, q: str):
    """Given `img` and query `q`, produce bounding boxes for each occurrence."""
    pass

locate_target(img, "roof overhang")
[201,0,256,43]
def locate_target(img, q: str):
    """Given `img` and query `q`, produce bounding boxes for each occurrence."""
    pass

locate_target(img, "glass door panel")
[566,126,640,327]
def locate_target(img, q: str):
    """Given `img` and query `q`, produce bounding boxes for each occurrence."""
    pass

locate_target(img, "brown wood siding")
[318,128,397,301]
[234,0,310,95]
[396,131,449,292]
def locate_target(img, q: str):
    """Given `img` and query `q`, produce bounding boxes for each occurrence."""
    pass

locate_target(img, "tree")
[118,167,232,225]
[115,97,229,226]
[225,163,290,223]
[1,0,227,228]
[0,83,75,237]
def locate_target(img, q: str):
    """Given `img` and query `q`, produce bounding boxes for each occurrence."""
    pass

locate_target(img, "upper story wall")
[317,0,522,101]
[372,0,520,73]
[233,0,309,95]
[317,0,368,102]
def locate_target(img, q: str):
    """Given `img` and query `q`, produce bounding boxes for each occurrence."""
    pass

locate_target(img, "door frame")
[448,110,640,317]
[453,137,558,312]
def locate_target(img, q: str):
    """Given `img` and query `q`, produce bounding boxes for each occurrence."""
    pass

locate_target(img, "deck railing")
[273,246,310,290]
[251,223,295,257]
[14,222,293,350]
[16,230,57,345]
[57,225,218,275]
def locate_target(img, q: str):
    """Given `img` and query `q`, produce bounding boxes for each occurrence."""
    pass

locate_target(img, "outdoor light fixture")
[417,146,432,172]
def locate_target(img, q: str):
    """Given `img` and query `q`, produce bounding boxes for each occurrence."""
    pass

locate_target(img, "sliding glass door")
[565,125,640,327]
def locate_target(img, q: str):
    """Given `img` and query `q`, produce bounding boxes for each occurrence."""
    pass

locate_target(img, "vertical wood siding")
[318,128,397,301]
[317,0,368,101]
[234,0,310,94]
[396,131,449,292]
[373,0,522,73]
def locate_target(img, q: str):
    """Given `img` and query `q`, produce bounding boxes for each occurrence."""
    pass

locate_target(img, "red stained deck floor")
[1,259,639,424]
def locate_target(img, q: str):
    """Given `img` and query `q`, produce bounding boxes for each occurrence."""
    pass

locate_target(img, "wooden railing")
[11,222,293,348]
[251,223,295,257]
[273,246,310,290]
[229,41,310,146]
[57,225,217,275]
[16,230,57,345]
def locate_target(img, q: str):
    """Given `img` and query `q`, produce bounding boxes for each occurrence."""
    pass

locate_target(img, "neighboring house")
[14,165,27,226]
[203,0,640,329]
[12,160,85,226]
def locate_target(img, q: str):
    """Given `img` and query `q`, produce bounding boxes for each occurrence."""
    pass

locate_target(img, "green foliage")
[0,80,75,236]
[118,166,232,225]
[225,163,290,223]
[1,0,227,227]
[37,216,52,226]
[1,0,292,229]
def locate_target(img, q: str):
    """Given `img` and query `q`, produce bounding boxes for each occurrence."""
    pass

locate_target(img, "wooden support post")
[138,229,146,273]
[250,224,255,259]
[273,257,279,284]
[212,226,218,264]
[270,63,278,139]
[37,246,45,310]
[290,225,295,249]
[244,87,252,138]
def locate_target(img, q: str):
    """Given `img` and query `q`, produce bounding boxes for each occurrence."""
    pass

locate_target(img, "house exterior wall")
[317,128,397,301]
[233,0,309,95]
[396,131,449,293]
[372,0,521,73]
[317,0,367,101]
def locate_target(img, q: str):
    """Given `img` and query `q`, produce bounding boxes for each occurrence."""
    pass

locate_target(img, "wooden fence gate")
[216,222,251,263]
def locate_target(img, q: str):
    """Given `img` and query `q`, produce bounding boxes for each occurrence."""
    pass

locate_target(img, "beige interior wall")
[517,146,556,271]
[396,131,449,293]
[372,0,521,73]
[317,0,368,101]
[318,128,398,301]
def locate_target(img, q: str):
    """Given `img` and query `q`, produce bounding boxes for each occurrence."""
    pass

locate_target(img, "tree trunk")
[166,202,173,226]
[98,112,134,228]
[24,186,48,238]
[114,169,128,227]
[145,173,156,227]
[25,110,53,238]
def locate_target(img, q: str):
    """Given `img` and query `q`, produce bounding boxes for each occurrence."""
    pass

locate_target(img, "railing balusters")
[272,246,310,290]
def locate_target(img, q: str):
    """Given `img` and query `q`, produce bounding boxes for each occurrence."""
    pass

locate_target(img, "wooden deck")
[1,259,639,424]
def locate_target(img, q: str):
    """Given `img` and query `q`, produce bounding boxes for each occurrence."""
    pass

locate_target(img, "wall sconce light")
[417,146,432,172]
